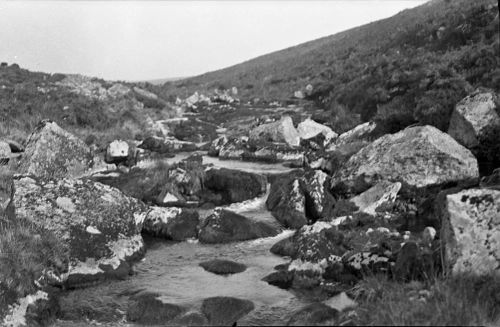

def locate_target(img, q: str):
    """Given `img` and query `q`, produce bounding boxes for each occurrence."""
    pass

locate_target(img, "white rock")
[297,118,338,144]
[441,188,500,276]
[350,181,402,215]
[323,292,357,312]
[422,226,436,243]
[448,91,500,148]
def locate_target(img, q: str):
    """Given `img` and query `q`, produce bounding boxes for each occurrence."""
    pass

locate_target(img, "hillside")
[158,0,499,133]
[0,64,176,149]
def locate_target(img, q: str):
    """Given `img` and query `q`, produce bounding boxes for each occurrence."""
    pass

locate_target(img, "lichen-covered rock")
[249,116,300,147]
[448,90,500,149]
[292,222,349,263]
[208,135,229,157]
[441,188,500,276]
[198,209,279,244]
[349,181,401,215]
[18,120,93,180]
[204,168,266,204]
[201,296,254,326]
[302,170,336,221]
[266,171,335,228]
[266,173,307,229]
[143,206,199,241]
[332,125,479,193]
[126,292,184,325]
[2,290,58,327]
[12,175,148,287]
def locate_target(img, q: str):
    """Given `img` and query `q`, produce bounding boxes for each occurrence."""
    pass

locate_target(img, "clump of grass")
[349,273,500,326]
[0,171,68,318]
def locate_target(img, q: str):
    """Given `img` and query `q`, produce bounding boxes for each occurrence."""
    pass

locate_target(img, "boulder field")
[2,88,500,326]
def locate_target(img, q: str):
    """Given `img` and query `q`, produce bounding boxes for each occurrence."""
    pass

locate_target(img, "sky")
[0,1,427,81]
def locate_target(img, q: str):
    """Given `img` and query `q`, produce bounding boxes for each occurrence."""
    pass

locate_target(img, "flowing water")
[55,158,313,326]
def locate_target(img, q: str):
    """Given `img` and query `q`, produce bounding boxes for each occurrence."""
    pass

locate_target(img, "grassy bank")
[0,169,67,320]
[348,272,500,326]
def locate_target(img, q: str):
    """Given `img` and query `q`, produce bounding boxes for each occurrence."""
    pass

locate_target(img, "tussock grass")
[350,273,500,326]
[0,170,67,317]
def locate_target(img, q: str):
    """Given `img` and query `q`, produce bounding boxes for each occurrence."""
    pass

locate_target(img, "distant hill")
[144,77,188,85]
[158,0,499,133]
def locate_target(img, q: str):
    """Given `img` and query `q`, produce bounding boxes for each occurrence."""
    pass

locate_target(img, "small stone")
[422,227,436,244]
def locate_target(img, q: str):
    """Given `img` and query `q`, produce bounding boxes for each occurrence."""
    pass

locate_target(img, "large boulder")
[18,120,93,180]
[249,116,300,147]
[266,173,307,229]
[201,297,254,326]
[297,118,337,145]
[441,188,500,276]
[448,91,500,149]
[204,168,266,204]
[331,125,479,194]
[266,170,335,229]
[142,206,199,241]
[198,209,279,244]
[12,175,148,287]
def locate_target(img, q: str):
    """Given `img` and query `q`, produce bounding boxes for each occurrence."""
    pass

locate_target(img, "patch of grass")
[349,273,500,326]
[0,170,68,318]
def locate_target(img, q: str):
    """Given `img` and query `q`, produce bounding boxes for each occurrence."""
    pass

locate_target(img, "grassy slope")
[0,65,175,149]
[159,0,499,133]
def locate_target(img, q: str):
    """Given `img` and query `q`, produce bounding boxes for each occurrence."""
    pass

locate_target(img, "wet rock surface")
[198,209,279,243]
[199,259,247,275]
[201,296,255,326]
[126,292,185,325]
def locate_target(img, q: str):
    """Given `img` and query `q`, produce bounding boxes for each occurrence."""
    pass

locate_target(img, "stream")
[54,157,313,326]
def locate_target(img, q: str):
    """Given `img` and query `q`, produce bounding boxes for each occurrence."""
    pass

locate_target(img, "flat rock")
[199,259,247,275]
[127,292,184,325]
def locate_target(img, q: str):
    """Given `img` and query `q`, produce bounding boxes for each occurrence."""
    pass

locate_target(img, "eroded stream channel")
[54,156,315,326]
